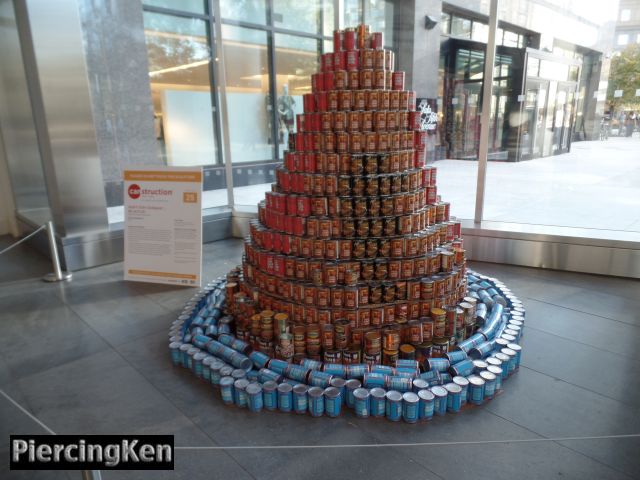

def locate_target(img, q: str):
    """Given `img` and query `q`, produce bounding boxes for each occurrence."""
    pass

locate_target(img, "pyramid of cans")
[169,270,524,422]
[168,25,525,423]
[241,24,464,366]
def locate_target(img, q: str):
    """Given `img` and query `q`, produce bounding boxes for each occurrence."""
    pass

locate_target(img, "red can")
[360,49,374,69]
[374,49,385,69]
[350,132,363,153]
[407,91,416,111]
[347,70,359,89]
[303,93,315,112]
[316,92,327,112]
[353,90,366,110]
[327,91,338,111]
[366,90,379,110]
[344,28,356,51]
[392,71,405,90]
[322,52,333,71]
[333,30,343,52]
[414,131,427,151]
[374,69,386,89]
[380,91,390,110]
[389,91,400,110]
[333,111,346,131]
[360,69,373,89]
[385,49,394,70]
[323,132,335,152]
[339,90,352,111]
[334,70,347,90]
[347,111,360,132]
[321,112,332,132]
[334,51,346,71]
[362,111,373,131]
[324,71,335,91]
[336,132,348,153]
[297,196,311,216]
[346,50,359,71]
[371,32,384,50]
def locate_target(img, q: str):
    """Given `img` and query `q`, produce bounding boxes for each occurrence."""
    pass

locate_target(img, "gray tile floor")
[1,236,639,480]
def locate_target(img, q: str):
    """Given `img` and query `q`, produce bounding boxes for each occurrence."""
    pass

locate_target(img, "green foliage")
[607,44,640,110]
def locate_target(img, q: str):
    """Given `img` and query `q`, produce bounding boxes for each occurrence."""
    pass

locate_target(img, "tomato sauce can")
[346,49,359,71]
[392,71,405,90]
[360,69,373,89]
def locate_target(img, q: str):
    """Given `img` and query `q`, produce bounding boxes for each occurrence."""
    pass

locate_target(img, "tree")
[607,44,640,112]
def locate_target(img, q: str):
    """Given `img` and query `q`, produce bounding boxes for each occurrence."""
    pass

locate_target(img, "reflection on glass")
[143,0,205,14]
[342,0,362,29]
[366,0,394,47]
[451,16,471,38]
[220,0,266,24]
[323,0,335,36]
[502,30,519,47]
[273,0,320,34]
[222,25,272,165]
[441,12,450,34]
[275,34,320,159]
[144,12,218,168]
[471,22,488,43]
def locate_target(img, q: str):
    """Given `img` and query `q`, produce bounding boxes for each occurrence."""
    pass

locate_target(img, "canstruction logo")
[128,184,141,199]
[127,184,173,199]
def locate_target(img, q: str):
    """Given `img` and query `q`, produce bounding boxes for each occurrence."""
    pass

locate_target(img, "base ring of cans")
[168,270,524,423]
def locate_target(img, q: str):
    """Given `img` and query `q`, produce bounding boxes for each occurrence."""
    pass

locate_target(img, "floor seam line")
[522,296,639,327]
[61,300,259,480]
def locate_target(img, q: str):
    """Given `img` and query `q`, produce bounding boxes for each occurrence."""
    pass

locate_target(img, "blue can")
[402,392,419,424]
[439,373,452,384]
[202,356,214,382]
[500,348,517,375]
[371,365,395,376]
[179,344,191,367]
[323,363,346,377]
[472,359,488,373]
[262,380,278,411]
[324,387,342,417]
[233,379,249,408]
[469,341,494,360]
[487,365,503,391]
[292,384,308,414]
[493,353,511,379]
[277,383,293,412]
[246,383,263,412]
[309,370,334,388]
[307,386,325,417]
[249,351,270,369]
[269,359,289,375]
[426,358,450,372]
[186,347,199,370]
[385,390,403,422]
[393,369,415,379]
[363,373,387,388]
[220,365,233,379]
[283,378,302,387]
[345,379,361,408]
[396,359,419,370]
[369,388,386,417]
[231,368,246,380]
[445,383,463,413]
[169,342,182,366]
[301,358,323,371]
[453,376,469,405]
[493,338,510,352]
[431,386,448,416]
[412,378,429,392]
[346,363,369,379]
[258,368,282,384]
[219,376,235,405]
[419,370,440,383]
[353,388,371,418]
[480,370,497,399]
[246,369,259,382]
[468,375,485,405]
[507,343,522,368]
[449,359,474,377]
[330,377,347,404]
[445,350,468,364]
[285,364,311,383]
[417,389,435,420]
[386,376,412,392]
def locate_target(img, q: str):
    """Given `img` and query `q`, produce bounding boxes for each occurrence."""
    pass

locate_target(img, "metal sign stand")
[42,220,72,282]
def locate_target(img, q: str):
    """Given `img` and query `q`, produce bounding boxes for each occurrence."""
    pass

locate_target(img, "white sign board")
[614,90,623,98]
[636,89,640,97]
[124,166,202,286]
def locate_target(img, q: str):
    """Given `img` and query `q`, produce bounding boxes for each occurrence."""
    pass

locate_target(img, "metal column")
[474,0,499,224]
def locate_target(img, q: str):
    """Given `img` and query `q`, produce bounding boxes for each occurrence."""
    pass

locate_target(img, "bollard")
[42,220,72,282]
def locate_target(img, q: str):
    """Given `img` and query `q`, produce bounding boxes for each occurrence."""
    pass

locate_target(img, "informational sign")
[614,90,623,98]
[124,166,202,286]
[636,89,640,97]
[416,98,438,134]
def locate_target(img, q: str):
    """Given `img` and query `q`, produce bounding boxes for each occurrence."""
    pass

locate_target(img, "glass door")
[519,79,548,160]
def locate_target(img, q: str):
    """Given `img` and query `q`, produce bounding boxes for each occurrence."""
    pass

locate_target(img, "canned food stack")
[234,24,470,366]
[168,271,525,423]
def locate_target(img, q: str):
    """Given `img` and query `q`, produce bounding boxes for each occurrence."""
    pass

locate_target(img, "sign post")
[123,166,203,287]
